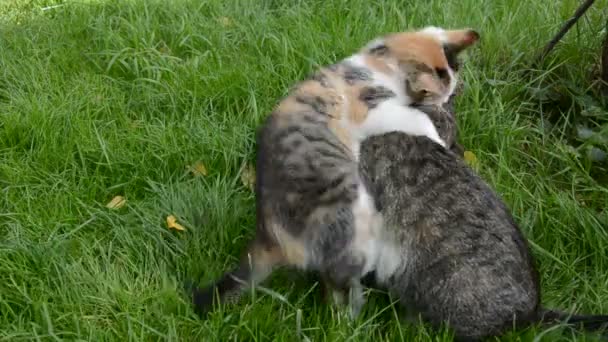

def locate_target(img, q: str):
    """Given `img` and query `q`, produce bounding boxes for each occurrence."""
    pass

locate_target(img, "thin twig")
[41,4,65,11]
[535,0,596,65]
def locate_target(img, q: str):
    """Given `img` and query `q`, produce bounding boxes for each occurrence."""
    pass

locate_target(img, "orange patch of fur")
[384,32,449,70]
[346,85,368,124]
[267,220,308,268]
[252,242,285,269]
[363,55,393,75]
[275,71,344,119]
[327,119,352,149]
[271,68,355,148]
[321,67,355,147]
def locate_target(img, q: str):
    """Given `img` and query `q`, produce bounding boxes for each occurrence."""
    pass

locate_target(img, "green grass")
[1,0,608,340]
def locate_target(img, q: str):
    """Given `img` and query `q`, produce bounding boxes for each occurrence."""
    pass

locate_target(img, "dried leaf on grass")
[106,196,126,209]
[240,163,255,191]
[463,151,479,168]
[187,160,208,177]
[166,215,185,231]
[218,16,234,27]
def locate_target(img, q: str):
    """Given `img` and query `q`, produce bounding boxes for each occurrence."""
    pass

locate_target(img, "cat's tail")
[537,308,608,334]
[189,238,283,317]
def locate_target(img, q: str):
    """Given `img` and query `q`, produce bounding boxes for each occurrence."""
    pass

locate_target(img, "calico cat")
[358,130,608,340]
[190,26,480,318]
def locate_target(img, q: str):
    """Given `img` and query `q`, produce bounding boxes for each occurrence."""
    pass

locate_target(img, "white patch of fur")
[345,54,367,68]
[347,54,405,102]
[351,143,361,161]
[374,240,404,284]
[421,26,448,42]
[350,185,382,276]
[364,38,386,52]
[355,99,446,153]
[351,186,407,286]
[444,68,457,104]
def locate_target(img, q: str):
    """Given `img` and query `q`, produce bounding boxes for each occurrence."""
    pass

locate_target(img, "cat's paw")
[347,282,366,320]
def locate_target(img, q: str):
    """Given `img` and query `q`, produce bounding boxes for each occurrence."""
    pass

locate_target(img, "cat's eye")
[435,68,449,79]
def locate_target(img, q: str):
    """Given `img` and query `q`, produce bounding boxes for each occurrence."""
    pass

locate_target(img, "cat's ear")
[443,29,480,54]
[420,27,479,46]
[437,29,479,71]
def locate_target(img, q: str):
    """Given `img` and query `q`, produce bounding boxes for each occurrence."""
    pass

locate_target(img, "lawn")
[1,0,608,340]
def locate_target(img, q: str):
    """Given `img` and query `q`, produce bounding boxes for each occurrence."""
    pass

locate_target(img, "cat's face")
[364,27,479,106]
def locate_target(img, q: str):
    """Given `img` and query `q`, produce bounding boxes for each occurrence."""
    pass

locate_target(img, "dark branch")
[535,0,596,65]
[601,21,608,96]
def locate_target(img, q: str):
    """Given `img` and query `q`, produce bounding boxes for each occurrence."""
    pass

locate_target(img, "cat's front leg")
[320,273,347,306]
[321,274,366,320]
[321,253,369,320]
[347,279,365,319]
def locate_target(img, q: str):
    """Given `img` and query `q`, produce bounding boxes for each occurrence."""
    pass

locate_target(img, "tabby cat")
[357,109,608,341]
[191,26,480,318]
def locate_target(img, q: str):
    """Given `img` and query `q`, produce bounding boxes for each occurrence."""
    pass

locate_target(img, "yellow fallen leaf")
[463,151,479,168]
[218,16,233,28]
[128,119,143,130]
[106,195,126,209]
[240,163,256,191]
[158,40,171,55]
[188,160,208,177]
[166,215,185,231]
